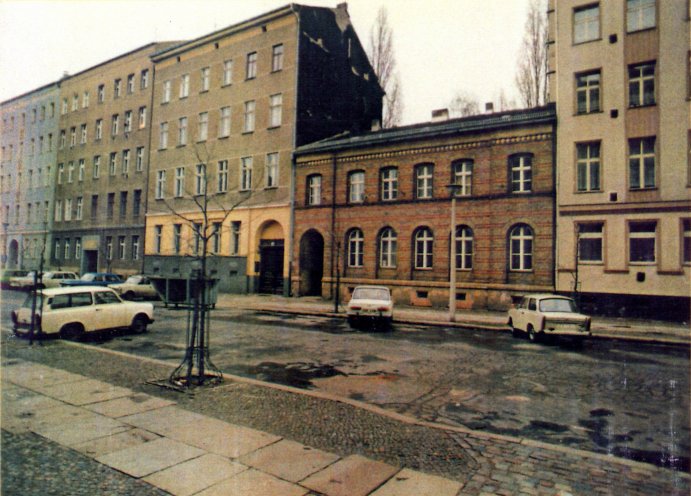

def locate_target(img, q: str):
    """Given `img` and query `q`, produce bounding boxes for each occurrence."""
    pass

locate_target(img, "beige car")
[108,275,159,300]
[507,294,591,344]
[10,270,78,290]
[11,286,154,339]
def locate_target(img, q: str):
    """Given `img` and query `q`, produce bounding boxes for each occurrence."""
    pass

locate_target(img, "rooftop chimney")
[371,119,381,132]
[337,2,348,13]
[431,108,449,122]
[485,102,494,113]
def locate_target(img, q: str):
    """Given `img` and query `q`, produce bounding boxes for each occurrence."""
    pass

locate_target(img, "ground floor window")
[629,221,656,263]
[510,224,533,271]
[578,223,603,262]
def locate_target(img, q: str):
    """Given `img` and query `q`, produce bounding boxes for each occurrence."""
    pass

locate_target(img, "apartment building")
[549,0,691,320]
[52,43,173,276]
[292,106,557,311]
[1,82,60,271]
[144,3,382,295]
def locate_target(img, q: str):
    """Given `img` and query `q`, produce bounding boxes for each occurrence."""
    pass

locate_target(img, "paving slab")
[13,402,95,432]
[301,454,399,496]
[240,439,340,483]
[83,393,175,418]
[1,387,67,433]
[72,428,162,457]
[370,468,463,496]
[34,413,131,447]
[120,405,208,434]
[95,437,206,478]
[2,360,86,388]
[195,468,308,496]
[29,377,133,405]
[143,453,247,496]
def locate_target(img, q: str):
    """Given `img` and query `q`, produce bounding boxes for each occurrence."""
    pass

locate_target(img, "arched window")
[454,225,473,270]
[414,227,434,269]
[378,227,397,268]
[347,228,364,267]
[509,224,533,271]
[380,167,398,201]
[348,170,365,203]
[509,153,533,193]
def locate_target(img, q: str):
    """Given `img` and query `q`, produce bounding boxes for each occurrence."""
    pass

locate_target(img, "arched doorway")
[299,230,324,296]
[7,240,19,268]
[257,221,285,294]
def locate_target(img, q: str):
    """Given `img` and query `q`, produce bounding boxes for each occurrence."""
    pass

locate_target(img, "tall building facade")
[550,0,691,320]
[144,3,382,295]
[293,106,557,310]
[1,83,60,271]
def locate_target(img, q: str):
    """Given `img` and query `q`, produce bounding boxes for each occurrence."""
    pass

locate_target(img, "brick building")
[292,105,557,311]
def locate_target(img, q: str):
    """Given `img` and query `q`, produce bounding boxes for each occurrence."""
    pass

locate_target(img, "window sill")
[200,90,209,94]
[626,26,656,35]
[629,187,658,192]
[221,83,232,88]
[218,135,229,140]
[179,96,188,100]
[176,144,187,148]
[574,110,603,117]
[413,267,433,271]
[577,260,604,265]
[575,189,602,194]
[573,37,602,47]
[264,186,278,190]
[628,103,656,110]
[267,125,281,131]
[241,131,254,135]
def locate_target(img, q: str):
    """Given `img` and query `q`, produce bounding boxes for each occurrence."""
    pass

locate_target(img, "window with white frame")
[246,52,257,79]
[61,98,68,114]
[509,224,533,271]
[64,239,70,259]
[179,74,190,98]
[70,127,76,147]
[105,236,113,260]
[59,130,66,149]
[64,198,72,221]
[347,229,364,267]
[212,222,222,253]
[414,227,434,269]
[272,44,284,72]
[380,167,398,201]
[223,60,233,86]
[55,200,62,221]
[78,159,85,181]
[576,71,601,114]
[57,163,64,184]
[578,223,603,262]
[136,147,144,171]
[452,160,473,196]
[231,221,241,255]
[219,107,231,137]
[217,160,228,193]
[138,106,146,128]
[133,189,142,217]
[198,112,208,141]
[97,85,105,103]
[200,67,210,92]
[307,174,322,206]
[132,235,140,260]
[627,0,655,32]
[509,154,533,193]
[127,74,134,94]
[266,153,278,188]
[95,119,102,140]
[243,101,255,132]
[140,69,149,89]
[111,114,119,136]
[629,221,656,263]
[173,224,181,254]
[159,122,169,149]
[573,4,600,44]
[628,62,655,107]
[109,153,117,176]
[114,79,121,98]
[178,117,188,145]
[122,149,130,174]
[124,110,132,132]
[240,157,253,190]
[629,137,655,189]
[54,239,60,260]
[174,167,185,197]
[75,197,83,220]
[348,171,365,203]
[415,163,434,199]
[82,91,89,108]
[379,227,397,268]
[155,170,166,199]
[80,124,87,144]
[118,236,126,259]
[71,94,78,111]
[576,142,601,191]
[195,164,206,195]
[162,80,171,103]
[93,155,101,179]
[154,226,162,254]
[193,223,203,255]
[67,162,74,183]
[269,94,282,127]
[75,238,81,260]
[454,226,473,270]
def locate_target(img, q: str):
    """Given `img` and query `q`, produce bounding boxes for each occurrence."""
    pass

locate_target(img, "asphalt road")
[2,290,689,472]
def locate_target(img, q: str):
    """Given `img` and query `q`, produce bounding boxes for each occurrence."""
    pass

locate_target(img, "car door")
[513,297,529,330]
[92,290,129,330]
[525,297,539,330]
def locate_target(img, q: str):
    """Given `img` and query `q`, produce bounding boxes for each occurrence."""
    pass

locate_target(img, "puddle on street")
[244,361,345,389]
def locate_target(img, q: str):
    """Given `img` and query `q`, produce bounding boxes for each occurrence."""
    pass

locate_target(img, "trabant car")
[507,294,591,344]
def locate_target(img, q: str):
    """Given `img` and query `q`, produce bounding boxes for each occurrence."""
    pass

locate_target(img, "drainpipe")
[287,5,301,297]
[330,153,338,303]
[142,59,156,275]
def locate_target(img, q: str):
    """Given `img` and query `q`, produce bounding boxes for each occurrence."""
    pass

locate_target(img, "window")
[627,0,655,32]
[136,147,144,171]
[170,223,180,252]
[80,124,87,144]
[379,227,397,268]
[98,84,105,103]
[198,112,208,141]
[55,200,62,221]
[174,167,185,197]
[347,229,364,267]
[107,193,115,219]
[179,74,190,98]
[64,199,72,221]
[91,195,98,220]
[75,238,81,260]
[154,225,162,254]
[59,130,66,149]
[138,106,146,128]
[193,223,203,255]
[307,174,322,206]
[72,94,78,111]
[231,221,241,255]
[162,80,171,103]
[93,155,101,179]
[159,122,169,149]
[269,94,282,127]
[212,222,222,253]
[133,189,142,217]
[509,224,533,271]
[54,239,61,260]
[64,239,71,259]
[132,235,140,260]
[70,127,76,147]
[509,154,533,193]
[576,142,601,191]
[105,236,113,260]
[415,164,434,199]
[454,226,473,270]
[219,107,231,137]
[629,221,656,263]
[111,114,119,136]
[414,227,434,269]
[109,153,117,176]
[118,236,126,259]
[124,110,132,132]
[78,159,85,181]
[573,4,600,43]
[683,220,691,264]
[114,79,121,98]
[452,160,473,196]
[200,67,210,92]
[122,149,130,174]
[243,101,255,132]
[127,74,135,94]
[195,164,206,195]
[95,119,103,140]
[140,69,149,89]
[629,137,655,189]
[223,60,233,86]
[178,117,188,145]
[272,44,284,72]
[240,157,253,190]
[155,170,166,199]
[217,160,228,193]
[266,153,278,188]
[246,52,257,79]
[629,62,655,107]
[380,167,398,201]
[576,71,600,114]
[348,171,365,203]
[578,223,603,262]
[119,191,127,217]
[61,98,68,114]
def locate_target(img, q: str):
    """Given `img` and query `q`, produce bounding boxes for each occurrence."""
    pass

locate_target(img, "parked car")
[9,270,78,290]
[1,269,28,289]
[109,275,159,300]
[60,272,122,287]
[507,294,591,344]
[11,286,154,339]
[346,285,394,329]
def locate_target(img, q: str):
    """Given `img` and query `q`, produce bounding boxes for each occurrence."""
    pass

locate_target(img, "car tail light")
[350,305,362,310]
[377,306,389,312]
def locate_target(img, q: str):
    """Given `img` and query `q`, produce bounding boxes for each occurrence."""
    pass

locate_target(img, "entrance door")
[84,250,98,273]
[258,240,284,294]
[299,230,324,296]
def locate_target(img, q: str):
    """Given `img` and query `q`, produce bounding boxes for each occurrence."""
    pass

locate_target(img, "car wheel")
[347,316,358,329]
[527,324,540,343]
[130,315,148,334]
[508,319,521,338]
[60,323,85,341]
[123,291,135,300]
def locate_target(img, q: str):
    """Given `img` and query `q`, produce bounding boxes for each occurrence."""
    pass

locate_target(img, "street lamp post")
[446,184,462,322]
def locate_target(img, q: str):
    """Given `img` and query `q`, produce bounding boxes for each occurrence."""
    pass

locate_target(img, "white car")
[109,275,159,300]
[507,294,591,343]
[346,285,394,329]
[10,271,79,290]
[11,286,154,339]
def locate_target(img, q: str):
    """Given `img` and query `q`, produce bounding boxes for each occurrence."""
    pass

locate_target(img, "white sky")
[0,0,531,125]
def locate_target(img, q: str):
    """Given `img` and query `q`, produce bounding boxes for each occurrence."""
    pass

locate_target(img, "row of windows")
[58,107,147,148]
[0,165,54,193]
[3,201,50,226]
[343,224,535,272]
[53,190,142,223]
[305,154,534,206]
[60,69,150,115]
[152,221,242,256]
[1,132,55,162]
[161,44,284,103]
[573,0,656,45]
[55,147,146,184]
[154,153,279,199]
[2,102,57,134]
[53,235,141,262]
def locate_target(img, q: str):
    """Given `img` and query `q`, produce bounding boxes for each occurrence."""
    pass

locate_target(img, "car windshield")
[81,273,96,281]
[21,292,42,309]
[352,288,390,301]
[539,298,577,313]
[124,276,142,284]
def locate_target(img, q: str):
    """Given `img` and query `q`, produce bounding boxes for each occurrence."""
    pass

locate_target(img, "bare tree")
[515,0,549,108]
[368,7,403,128]
[449,90,481,117]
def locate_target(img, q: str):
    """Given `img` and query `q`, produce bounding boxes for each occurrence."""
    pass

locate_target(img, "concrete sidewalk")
[214,293,690,345]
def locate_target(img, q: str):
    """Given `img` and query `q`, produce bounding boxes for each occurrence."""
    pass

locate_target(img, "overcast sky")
[0,0,531,125]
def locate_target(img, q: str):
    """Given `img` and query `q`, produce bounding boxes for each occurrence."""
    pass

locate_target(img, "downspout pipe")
[287,5,301,297]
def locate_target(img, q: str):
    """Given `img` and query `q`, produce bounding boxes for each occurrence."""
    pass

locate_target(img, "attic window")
[262,25,267,32]
[215,42,219,49]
